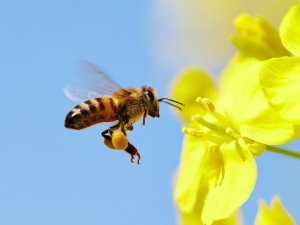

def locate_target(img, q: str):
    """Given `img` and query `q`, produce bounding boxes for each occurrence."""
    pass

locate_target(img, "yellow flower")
[259,2,300,124]
[173,54,295,225]
[231,14,289,59]
[254,197,296,225]
[180,209,242,225]
[179,196,296,225]
[173,3,300,224]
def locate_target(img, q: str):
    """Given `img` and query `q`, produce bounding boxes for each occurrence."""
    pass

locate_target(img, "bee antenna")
[158,98,185,106]
[158,98,185,110]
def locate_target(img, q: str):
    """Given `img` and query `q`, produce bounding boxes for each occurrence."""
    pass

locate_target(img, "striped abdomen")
[65,97,119,130]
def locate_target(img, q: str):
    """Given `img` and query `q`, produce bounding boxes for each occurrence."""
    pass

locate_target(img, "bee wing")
[64,61,131,103]
[63,85,102,103]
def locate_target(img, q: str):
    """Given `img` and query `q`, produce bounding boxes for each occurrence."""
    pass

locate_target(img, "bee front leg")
[142,110,147,125]
[125,143,141,164]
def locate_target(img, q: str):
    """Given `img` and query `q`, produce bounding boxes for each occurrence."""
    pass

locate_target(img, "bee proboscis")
[64,62,184,164]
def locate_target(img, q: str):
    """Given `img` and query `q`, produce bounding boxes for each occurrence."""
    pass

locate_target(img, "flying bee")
[64,62,184,164]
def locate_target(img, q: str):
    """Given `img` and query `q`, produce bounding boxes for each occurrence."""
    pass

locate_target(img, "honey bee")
[64,62,184,164]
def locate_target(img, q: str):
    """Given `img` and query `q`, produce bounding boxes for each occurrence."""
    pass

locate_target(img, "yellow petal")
[260,56,300,124]
[174,136,211,213]
[179,210,243,225]
[217,55,265,121]
[201,138,256,225]
[254,197,296,225]
[218,55,294,144]
[239,110,295,145]
[179,211,203,225]
[279,2,300,56]
[171,68,216,123]
[231,14,289,59]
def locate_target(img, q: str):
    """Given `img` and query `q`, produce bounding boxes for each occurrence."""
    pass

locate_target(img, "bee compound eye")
[145,90,155,103]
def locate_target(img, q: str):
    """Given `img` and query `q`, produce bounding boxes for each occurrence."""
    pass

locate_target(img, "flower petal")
[218,55,294,144]
[279,2,300,56]
[179,210,242,225]
[201,138,256,225]
[239,111,295,145]
[171,68,216,123]
[254,197,296,225]
[217,55,266,122]
[174,136,211,213]
[260,56,300,124]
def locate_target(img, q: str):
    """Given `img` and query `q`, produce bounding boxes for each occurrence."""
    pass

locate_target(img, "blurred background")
[0,0,299,225]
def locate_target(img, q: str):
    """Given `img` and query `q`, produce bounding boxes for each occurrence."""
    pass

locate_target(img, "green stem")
[266,146,300,159]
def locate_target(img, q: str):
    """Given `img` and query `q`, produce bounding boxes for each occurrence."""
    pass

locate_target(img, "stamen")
[186,97,242,145]
[225,127,241,139]
[183,126,231,143]
[196,97,215,112]
[211,111,230,127]
[192,114,225,134]
[196,97,232,130]
[182,127,204,137]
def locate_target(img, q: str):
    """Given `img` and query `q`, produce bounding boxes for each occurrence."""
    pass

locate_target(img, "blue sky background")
[0,1,300,225]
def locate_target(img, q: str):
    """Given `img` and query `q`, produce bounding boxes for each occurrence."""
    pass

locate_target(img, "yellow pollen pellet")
[104,139,115,149]
[112,130,128,150]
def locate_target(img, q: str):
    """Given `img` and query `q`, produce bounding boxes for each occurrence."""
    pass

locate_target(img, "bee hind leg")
[125,143,141,164]
[101,123,122,149]
[101,129,111,140]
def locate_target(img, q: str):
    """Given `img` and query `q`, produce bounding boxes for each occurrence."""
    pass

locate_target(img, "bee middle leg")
[101,123,121,141]
[101,129,111,141]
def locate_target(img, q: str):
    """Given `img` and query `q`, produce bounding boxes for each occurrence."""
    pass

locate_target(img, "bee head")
[142,86,160,118]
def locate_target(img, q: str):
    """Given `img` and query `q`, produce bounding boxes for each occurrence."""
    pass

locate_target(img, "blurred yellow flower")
[254,197,296,225]
[150,0,298,70]
[259,2,300,124]
[231,14,289,59]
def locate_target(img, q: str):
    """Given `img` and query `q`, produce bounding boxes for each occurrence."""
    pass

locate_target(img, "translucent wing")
[64,85,102,103]
[64,61,131,103]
